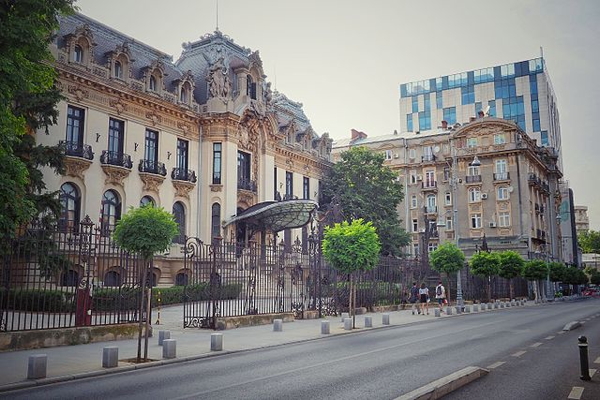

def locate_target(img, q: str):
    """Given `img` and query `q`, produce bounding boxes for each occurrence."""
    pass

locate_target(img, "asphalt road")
[3,300,599,400]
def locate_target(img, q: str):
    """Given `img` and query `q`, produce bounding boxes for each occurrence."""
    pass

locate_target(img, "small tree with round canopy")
[429,242,466,305]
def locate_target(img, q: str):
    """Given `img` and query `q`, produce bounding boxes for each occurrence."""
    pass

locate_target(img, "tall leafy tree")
[113,205,178,362]
[321,146,410,256]
[579,230,600,254]
[522,260,547,301]
[322,219,380,328]
[469,251,500,302]
[498,250,524,300]
[0,0,75,239]
[429,242,465,304]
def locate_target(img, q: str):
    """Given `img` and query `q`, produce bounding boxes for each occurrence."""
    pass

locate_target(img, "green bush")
[0,288,75,312]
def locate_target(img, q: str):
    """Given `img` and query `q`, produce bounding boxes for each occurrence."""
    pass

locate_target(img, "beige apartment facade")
[36,13,332,286]
[333,117,563,263]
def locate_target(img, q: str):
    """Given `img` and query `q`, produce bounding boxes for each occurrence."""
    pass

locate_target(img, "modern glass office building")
[399,57,562,166]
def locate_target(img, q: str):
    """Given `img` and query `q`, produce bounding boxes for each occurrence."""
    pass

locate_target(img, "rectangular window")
[499,212,511,227]
[443,107,456,125]
[461,85,475,105]
[412,219,418,232]
[541,130,549,146]
[286,171,293,198]
[274,167,278,200]
[488,100,496,117]
[494,133,506,144]
[303,176,309,199]
[212,143,222,184]
[475,102,482,114]
[436,92,443,109]
[497,186,509,200]
[177,139,189,170]
[471,213,482,229]
[424,93,431,112]
[410,170,417,184]
[108,118,124,155]
[418,111,431,131]
[384,150,392,160]
[66,105,85,146]
[445,192,452,206]
[409,148,416,159]
[412,96,419,113]
[533,119,541,132]
[406,114,413,132]
[445,216,453,231]
[410,195,417,209]
[237,151,251,185]
[467,137,478,148]
[495,159,507,174]
[443,167,450,181]
[144,129,158,164]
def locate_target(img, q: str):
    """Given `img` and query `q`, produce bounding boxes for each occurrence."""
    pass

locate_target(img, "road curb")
[394,366,489,400]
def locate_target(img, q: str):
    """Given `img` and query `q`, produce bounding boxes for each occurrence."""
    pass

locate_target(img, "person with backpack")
[409,282,420,315]
[435,281,446,313]
[418,282,429,315]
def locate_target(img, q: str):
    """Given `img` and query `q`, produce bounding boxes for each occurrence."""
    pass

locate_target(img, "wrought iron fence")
[182,237,417,329]
[0,217,142,332]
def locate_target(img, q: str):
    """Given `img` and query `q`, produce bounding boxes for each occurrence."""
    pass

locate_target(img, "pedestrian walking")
[435,281,446,313]
[409,282,421,315]
[419,282,429,315]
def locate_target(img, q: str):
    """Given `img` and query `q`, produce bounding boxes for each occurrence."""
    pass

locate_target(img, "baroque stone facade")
[38,13,332,286]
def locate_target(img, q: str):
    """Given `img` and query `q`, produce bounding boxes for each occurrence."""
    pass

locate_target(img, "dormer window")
[114,60,123,79]
[73,45,83,63]
[149,75,156,91]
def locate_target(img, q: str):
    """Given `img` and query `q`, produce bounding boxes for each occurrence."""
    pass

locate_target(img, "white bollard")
[162,339,176,359]
[446,306,452,315]
[473,304,479,312]
[341,312,350,322]
[158,330,171,346]
[344,318,352,330]
[465,305,471,313]
[102,346,119,368]
[273,319,283,332]
[382,313,390,325]
[321,320,330,334]
[434,308,440,317]
[364,316,373,327]
[27,354,47,380]
[211,333,223,351]
[488,303,493,310]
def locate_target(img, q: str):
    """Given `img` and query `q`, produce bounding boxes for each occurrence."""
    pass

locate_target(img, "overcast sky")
[74,0,600,230]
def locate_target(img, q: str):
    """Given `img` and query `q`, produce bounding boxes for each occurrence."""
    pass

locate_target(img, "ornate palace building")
[38,13,332,286]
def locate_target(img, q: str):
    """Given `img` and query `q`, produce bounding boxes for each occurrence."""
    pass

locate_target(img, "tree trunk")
[487,276,492,303]
[509,278,514,300]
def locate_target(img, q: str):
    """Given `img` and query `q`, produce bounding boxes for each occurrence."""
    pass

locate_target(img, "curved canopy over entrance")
[223,199,318,233]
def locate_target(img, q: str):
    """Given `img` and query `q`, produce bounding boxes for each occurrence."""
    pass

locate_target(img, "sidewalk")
[0,299,542,392]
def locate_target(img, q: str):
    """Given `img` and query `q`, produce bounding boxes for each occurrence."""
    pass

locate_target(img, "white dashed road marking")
[558,331,566,335]
[590,369,597,377]
[530,342,543,348]
[567,386,584,399]
[594,357,600,364]
[545,335,555,340]
[487,361,505,369]
[512,351,526,357]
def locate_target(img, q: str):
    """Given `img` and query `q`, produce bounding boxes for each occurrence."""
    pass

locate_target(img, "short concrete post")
[344,318,352,330]
[446,306,452,315]
[480,303,486,311]
[364,316,373,328]
[162,339,176,359]
[521,299,525,306]
[382,313,390,325]
[321,320,330,334]
[211,333,223,351]
[273,319,283,332]
[158,330,171,346]
[494,302,499,309]
[455,306,462,314]
[500,302,505,308]
[434,308,440,317]
[27,354,47,380]
[488,303,493,310]
[341,312,350,322]
[511,300,516,307]
[102,346,119,368]
[473,304,479,312]
[465,305,471,313]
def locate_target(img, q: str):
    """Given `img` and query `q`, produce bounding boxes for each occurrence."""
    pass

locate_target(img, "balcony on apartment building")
[493,172,510,181]
[238,177,257,193]
[100,150,133,169]
[421,181,438,191]
[424,205,438,216]
[61,140,94,160]
[421,154,437,163]
[465,174,482,184]
[138,159,167,176]
[171,167,197,183]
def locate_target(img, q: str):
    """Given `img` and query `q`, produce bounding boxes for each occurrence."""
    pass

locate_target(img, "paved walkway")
[0,299,544,392]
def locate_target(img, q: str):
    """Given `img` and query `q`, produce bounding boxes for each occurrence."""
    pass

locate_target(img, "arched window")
[172,201,185,243]
[180,85,189,104]
[104,270,121,287]
[175,272,188,286]
[146,271,157,287]
[73,44,83,63]
[140,196,155,207]
[59,182,80,232]
[211,203,221,238]
[114,60,123,79]
[468,187,481,203]
[149,75,156,91]
[246,75,256,99]
[101,190,121,236]
[61,269,79,287]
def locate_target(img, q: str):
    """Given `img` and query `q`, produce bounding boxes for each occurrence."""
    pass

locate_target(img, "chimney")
[350,129,367,141]
[441,120,448,129]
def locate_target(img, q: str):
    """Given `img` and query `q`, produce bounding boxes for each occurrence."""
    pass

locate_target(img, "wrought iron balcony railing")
[493,172,510,181]
[465,175,482,183]
[61,140,94,160]
[100,150,133,169]
[138,159,167,176]
[171,167,197,183]
[238,178,257,192]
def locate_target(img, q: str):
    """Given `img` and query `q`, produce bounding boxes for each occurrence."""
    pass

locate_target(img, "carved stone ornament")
[101,165,131,187]
[67,85,89,102]
[109,98,127,115]
[139,173,165,192]
[238,192,254,207]
[172,180,195,199]
[64,157,92,179]
[177,121,191,136]
[210,184,223,192]
[146,111,161,126]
